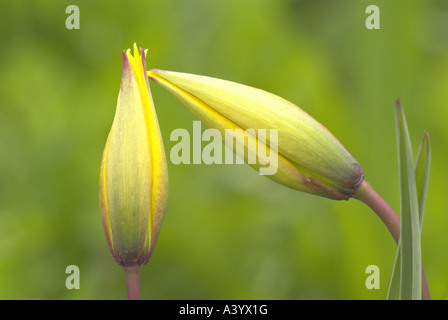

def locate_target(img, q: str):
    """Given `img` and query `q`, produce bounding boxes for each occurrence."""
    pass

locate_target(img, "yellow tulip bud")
[148,69,362,200]
[99,45,168,267]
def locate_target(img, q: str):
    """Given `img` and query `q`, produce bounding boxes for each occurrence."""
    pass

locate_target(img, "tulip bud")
[148,69,363,200]
[99,45,168,267]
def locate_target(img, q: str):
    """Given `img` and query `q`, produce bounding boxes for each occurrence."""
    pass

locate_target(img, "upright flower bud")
[100,45,168,267]
[148,69,363,200]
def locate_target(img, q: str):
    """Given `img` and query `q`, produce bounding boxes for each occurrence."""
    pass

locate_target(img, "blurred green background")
[0,0,447,300]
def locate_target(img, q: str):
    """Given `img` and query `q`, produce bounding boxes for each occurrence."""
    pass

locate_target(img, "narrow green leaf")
[415,132,431,227]
[395,100,421,300]
[387,132,430,300]
[386,239,401,299]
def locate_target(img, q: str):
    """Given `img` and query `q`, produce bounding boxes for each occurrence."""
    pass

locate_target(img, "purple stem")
[123,265,142,300]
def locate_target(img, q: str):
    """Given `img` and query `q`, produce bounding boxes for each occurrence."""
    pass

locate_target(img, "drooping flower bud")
[99,45,168,266]
[148,69,363,200]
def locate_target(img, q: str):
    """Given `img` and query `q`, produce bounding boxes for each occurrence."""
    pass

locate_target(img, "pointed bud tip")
[423,131,430,143]
[395,98,402,107]
[148,69,166,82]
[150,69,166,74]
[133,43,139,56]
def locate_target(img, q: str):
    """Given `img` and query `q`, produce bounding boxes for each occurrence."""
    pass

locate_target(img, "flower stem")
[353,179,430,300]
[123,265,142,300]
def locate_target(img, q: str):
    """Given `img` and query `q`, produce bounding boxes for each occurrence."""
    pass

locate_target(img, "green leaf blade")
[415,132,431,227]
[388,132,430,300]
[386,243,401,300]
[395,100,422,300]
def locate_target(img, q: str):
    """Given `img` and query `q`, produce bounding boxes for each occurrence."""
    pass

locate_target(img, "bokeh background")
[0,0,447,300]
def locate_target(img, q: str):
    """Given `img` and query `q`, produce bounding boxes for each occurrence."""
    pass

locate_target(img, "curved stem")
[124,265,142,300]
[353,179,430,300]
[354,180,401,243]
